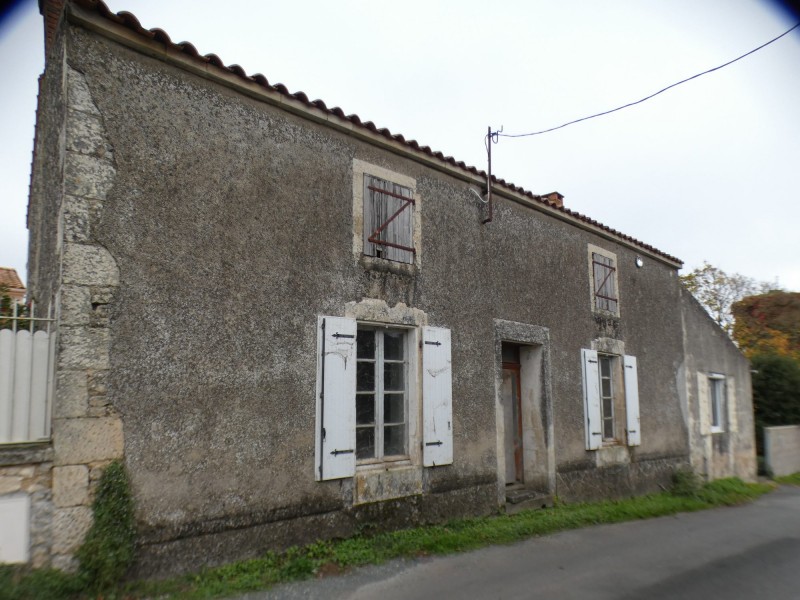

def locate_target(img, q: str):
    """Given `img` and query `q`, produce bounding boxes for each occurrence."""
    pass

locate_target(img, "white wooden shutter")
[697,372,710,436]
[315,316,357,481]
[422,326,453,467]
[581,349,602,450]
[623,355,641,446]
[726,376,738,433]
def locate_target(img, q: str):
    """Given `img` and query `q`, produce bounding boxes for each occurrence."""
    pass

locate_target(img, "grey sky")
[2,0,798,289]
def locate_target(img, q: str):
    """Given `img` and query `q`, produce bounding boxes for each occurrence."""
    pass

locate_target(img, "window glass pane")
[603,396,614,420]
[357,330,375,359]
[384,362,405,391]
[600,357,611,377]
[356,361,374,391]
[356,394,375,425]
[603,417,614,440]
[384,393,405,424]
[384,424,406,456]
[601,378,612,398]
[384,331,404,361]
[356,427,375,459]
[710,380,721,427]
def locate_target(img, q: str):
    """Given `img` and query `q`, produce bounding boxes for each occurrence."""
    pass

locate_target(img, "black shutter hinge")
[333,333,355,339]
[424,340,441,346]
[425,441,443,447]
[331,449,354,456]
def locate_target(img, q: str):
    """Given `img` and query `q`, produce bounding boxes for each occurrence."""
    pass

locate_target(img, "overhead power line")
[499,21,800,139]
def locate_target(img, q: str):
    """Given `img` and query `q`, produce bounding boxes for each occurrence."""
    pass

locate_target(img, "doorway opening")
[501,344,523,485]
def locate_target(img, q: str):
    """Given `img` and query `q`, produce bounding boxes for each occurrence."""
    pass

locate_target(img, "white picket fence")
[0,302,55,444]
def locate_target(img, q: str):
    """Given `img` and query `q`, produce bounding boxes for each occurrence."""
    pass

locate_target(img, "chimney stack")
[542,191,564,209]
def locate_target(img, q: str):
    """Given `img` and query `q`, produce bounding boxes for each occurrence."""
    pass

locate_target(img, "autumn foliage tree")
[732,291,800,362]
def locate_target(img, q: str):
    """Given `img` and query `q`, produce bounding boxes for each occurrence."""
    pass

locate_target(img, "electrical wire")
[498,21,800,139]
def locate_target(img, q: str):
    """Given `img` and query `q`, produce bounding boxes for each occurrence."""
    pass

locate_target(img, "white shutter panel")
[422,326,453,467]
[697,372,710,436]
[315,316,357,481]
[581,349,602,450]
[623,355,641,446]
[726,376,738,433]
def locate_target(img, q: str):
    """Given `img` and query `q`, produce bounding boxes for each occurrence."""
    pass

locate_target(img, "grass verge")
[0,477,773,600]
[773,472,800,485]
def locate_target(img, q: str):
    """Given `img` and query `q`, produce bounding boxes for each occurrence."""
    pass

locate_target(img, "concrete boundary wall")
[764,425,800,477]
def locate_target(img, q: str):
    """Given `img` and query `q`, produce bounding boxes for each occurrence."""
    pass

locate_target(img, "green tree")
[680,261,777,335]
[751,353,800,454]
[0,286,30,331]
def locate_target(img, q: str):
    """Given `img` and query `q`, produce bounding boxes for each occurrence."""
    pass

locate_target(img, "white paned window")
[599,355,615,440]
[316,316,453,479]
[363,175,415,264]
[709,375,726,433]
[356,327,408,461]
[582,349,640,449]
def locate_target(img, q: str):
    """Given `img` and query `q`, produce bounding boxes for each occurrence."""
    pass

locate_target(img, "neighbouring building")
[0,0,756,577]
[0,267,26,303]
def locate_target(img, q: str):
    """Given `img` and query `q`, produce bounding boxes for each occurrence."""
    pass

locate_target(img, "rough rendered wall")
[680,289,756,481]
[59,22,702,575]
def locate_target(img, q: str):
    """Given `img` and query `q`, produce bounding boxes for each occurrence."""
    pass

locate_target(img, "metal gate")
[0,302,55,444]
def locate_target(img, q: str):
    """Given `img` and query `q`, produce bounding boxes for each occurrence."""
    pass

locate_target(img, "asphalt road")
[235,485,800,600]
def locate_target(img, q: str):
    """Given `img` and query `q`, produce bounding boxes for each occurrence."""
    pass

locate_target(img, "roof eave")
[64,1,683,269]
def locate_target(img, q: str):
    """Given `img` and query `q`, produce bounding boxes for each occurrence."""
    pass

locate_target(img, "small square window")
[363,175,415,264]
[588,245,620,316]
[592,253,618,313]
[352,159,419,268]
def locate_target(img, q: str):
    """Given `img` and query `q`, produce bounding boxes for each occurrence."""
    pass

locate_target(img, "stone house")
[0,0,755,576]
[0,268,26,304]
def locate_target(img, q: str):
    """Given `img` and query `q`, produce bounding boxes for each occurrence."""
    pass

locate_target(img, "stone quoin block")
[53,417,123,466]
[53,465,89,507]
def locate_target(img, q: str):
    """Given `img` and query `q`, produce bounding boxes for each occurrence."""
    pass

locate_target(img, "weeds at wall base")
[0,477,774,600]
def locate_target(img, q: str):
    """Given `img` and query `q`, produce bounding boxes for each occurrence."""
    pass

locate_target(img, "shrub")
[76,460,136,591]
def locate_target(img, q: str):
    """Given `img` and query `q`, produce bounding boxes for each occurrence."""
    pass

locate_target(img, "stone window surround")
[708,373,726,434]
[587,244,620,317]
[344,299,427,505]
[352,159,421,271]
[590,337,632,466]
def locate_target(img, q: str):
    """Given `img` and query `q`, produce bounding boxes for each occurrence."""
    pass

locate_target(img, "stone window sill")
[0,442,53,467]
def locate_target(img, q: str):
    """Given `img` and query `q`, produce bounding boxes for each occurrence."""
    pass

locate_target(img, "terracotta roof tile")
[0,268,25,292]
[68,0,681,264]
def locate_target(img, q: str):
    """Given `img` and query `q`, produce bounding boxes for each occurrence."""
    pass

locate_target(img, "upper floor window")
[588,245,619,315]
[363,176,414,264]
[352,159,420,268]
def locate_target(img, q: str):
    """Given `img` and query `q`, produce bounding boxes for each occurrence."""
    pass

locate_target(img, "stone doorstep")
[505,485,553,515]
